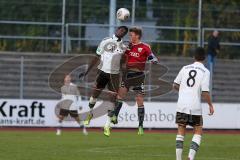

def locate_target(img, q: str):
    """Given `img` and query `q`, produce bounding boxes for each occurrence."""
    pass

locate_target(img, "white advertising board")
[0,99,239,129]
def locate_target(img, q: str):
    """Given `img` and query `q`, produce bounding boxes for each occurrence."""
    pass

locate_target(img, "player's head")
[194,47,206,62]
[115,26,128,38]
[64,74,72,84]
[129,26,142,43]
[213,30,219,37]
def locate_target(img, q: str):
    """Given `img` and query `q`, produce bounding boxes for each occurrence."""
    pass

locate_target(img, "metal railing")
[202,28,240,47]
[0,20,239,54]
[65,23,200,54]
[0,20,62,41]
[201,28,240,97]
[0,0,239,54]
[1,55,240,103]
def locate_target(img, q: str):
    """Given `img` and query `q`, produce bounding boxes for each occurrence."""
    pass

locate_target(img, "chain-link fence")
[0,0,239,58]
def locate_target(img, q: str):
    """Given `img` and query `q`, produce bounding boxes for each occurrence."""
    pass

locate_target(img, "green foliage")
[153,0,240,58]
[0,0,239,58]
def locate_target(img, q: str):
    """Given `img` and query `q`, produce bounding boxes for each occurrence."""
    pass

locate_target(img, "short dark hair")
[129,26,142,38]
[117,26,128,33]
[194,47,206,61]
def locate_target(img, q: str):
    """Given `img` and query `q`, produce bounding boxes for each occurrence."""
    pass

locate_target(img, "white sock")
[104,116,111,128]
[176,135,184,160]
[82,124,87,134]
[82,123,87,130]
[89,96,97,114]
[58,120,62,129]
[188,134,202,160]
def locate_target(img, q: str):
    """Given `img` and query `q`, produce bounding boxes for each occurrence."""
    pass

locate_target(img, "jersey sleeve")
[174,67,184,85]
[201,71,210,92]
[145,44,152,57]
[96,40,105,55]
[147,53,159,63]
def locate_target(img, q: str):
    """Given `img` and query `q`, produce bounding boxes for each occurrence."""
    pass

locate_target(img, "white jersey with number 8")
[174,62,210,115]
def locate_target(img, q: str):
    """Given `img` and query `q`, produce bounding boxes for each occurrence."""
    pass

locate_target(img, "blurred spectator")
[207,30,220,72]
[56,74,88,136]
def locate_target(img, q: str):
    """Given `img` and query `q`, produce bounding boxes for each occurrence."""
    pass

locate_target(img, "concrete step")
[1,53,240,102]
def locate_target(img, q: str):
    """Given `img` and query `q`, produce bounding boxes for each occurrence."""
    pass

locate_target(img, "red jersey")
[125,42,152,71]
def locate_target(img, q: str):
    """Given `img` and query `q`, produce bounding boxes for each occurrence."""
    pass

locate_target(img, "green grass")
[0,130,239,160]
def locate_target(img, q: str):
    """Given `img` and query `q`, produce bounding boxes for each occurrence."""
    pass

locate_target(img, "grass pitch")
[0,130,239,160]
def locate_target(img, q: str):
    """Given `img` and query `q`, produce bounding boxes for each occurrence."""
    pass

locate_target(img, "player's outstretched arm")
[85,56,100,76]
[172,83,180,91]
[173,67,183,92]
[79,55,100,79]
[202,92,214,115]
[148,53,159,64]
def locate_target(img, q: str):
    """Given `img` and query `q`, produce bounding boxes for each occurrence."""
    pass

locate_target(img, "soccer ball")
[117,8,130,21]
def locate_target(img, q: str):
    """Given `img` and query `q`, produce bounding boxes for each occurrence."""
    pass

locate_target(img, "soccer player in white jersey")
[83,26,129,125]
[173,47,214,160]
[103,27,159,137]
[56,75,88,136]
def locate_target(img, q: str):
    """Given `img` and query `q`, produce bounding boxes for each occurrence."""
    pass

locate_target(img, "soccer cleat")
[110,115,118,124]
[103,126,111,137]
[56,129,61,136]
[137,126,144,135]
[84,113,93,125]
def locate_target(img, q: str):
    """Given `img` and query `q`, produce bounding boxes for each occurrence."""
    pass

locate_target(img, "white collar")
[113,35,122,42]
[194,61,204,66]
[132,41,142,46]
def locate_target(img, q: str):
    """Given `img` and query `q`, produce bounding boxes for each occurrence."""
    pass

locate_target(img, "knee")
[117,87,128,99]
[74,117,80,122]
[194,126,203,135]
[58,116,64,121]
[117,90,126,100]
[177,125,186,135]
[136,96,144,106]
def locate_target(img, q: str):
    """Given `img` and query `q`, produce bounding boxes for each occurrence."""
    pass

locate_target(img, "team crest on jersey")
[138,48,143,52]
[104,42,117,53]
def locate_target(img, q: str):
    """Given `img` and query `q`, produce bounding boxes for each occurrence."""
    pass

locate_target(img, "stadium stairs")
[0,52,239,103]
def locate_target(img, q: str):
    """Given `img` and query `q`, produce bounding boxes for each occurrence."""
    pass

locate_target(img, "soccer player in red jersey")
[104,27,159,136]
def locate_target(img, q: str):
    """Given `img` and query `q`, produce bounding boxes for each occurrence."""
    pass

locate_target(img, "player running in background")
[173,47,214,160]
[56,75,88,136]
[104,26,159,136]
[83,26,129,125]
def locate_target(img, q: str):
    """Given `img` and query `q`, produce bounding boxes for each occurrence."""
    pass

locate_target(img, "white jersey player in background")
[173,47,214,160]
[56,75,88,136]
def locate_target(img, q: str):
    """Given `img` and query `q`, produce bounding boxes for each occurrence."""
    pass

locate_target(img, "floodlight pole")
[198,0,202,47]
[78,0,82,50]
[61,0,66,54]
[109,0,116,36]
[131,0,136,25]
[19,56,24,99]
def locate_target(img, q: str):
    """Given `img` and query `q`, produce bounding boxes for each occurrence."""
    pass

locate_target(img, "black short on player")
[121,70,145,94]
[95,69,120,92]
[59,109,78,118]
[175,112,203,126]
